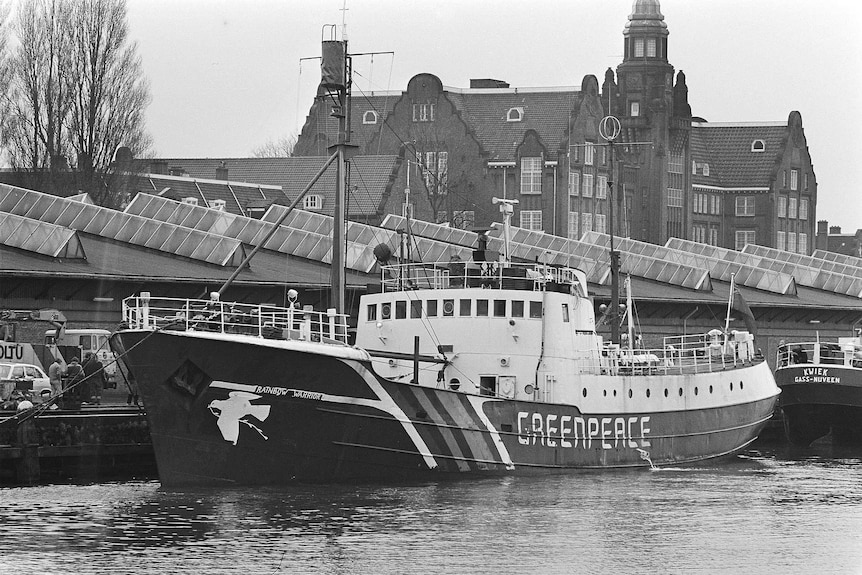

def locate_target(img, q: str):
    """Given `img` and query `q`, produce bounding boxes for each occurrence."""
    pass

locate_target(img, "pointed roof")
[691,121,788,188]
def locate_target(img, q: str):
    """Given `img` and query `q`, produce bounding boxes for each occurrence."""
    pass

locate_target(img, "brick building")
[295,0,818,253]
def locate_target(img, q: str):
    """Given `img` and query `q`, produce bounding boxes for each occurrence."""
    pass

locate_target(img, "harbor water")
[1,444,860,574]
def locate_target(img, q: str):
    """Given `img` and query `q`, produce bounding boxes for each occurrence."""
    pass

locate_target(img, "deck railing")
[777,341,862,369]
[596,331,760,376]
[381,262,586,295]
[121,294,350,344]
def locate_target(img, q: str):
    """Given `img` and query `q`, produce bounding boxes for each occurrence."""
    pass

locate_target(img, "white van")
[45,329,117,385]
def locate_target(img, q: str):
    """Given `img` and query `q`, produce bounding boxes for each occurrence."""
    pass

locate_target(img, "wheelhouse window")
[494,300,506,317]
[367,304,377,321]
[512,301,524,318]
[529,301,543,319]
[477,299,489,317]
[396,301,407,319]
[426,300,438,317]
[459,299,472,316]
[410,300,422,319]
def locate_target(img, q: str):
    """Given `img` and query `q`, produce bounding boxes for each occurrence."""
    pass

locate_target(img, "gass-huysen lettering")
[517,411,651,449]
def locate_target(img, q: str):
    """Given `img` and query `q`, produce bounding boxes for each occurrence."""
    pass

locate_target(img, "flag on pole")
[732,288,757,335]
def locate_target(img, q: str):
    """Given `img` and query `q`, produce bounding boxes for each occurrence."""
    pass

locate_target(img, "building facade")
[294,0,818,254]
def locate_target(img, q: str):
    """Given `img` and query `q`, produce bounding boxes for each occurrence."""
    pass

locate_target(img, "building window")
[692,160,697,175]
[568,171,580,196]
[777,231,786,251]
[790,169,798,191]
[568,212,579,239]
[646,38,656,57]
[709,227,719,246]
[582,212,593,233]
[520,210,542,230]
[789,197,798,219]
[362,110,378,124]
[570,143,579,163]
[507,107,523,122]
[303,194,323,210]
[595,213,607,234]
[787,232,797,254]
[735,230,756,251]
[520,157,542,195]
[711,195,720,215]
[803,173,809,191]
[798,232,808,254]
[634,38,644,57]
[667,188,684,208]
[799,198,809,221]
[582,173,594,197]
[751,140,765,152]
[702,163,710,177]
[781,171,786,188]
[584,143,595,166]
[778,196,787,218]
[596,175,608,199]
[412,103,435,122]
[735,196,755,217]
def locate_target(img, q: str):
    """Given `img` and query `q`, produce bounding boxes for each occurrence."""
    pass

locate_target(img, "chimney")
[169,166,187,177]
[830,226,842,235]
[150,160,168,175]
[216,161,228,180]
[470,78,510,89]
[816,220,828,236]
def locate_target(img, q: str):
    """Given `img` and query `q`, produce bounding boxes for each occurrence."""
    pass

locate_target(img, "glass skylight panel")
[0,212,85,259]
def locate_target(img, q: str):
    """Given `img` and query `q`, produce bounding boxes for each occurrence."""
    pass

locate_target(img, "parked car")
[0,362,51,400]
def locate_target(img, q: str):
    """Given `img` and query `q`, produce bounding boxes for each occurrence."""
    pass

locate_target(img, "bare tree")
[252,134,296,158]
[3,0,73,181]
[0,1,18,160]
[66,0,151,206]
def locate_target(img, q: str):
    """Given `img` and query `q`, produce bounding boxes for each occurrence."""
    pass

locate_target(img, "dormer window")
[751,139,765,152]
[303,194,323,211]
[702,163,710,177]
[363,110,378,124]
[630,101,640,117]
[507,107,523,122]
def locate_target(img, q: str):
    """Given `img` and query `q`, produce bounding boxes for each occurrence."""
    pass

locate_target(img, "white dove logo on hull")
[208,391,271,445]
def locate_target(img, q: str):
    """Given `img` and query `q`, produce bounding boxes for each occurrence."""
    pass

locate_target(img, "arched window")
[363,110,378,124]
[751,139,765,152]
[507,107,523,122]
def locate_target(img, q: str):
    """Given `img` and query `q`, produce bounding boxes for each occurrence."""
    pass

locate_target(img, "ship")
[109,32,780,485]
[775,335,862,446]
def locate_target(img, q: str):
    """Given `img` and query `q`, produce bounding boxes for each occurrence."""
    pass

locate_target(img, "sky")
[126,0,862,231]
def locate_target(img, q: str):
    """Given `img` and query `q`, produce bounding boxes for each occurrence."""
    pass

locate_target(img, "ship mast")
[321,26,357,313]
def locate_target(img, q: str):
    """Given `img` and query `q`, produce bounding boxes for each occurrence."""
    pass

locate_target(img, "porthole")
[694,387,699,395]
[709,385,713,394]
[613,389,617,397]
[646,389,651,398]
[740,381,744,390]
[381,303,391,319]
[628,389,633,398]
[449,378,460,391]
[582,388,587,398]
[678,388,683,397]
[730,381,734,391]
[603,389,607,397]
[664,388,669,397]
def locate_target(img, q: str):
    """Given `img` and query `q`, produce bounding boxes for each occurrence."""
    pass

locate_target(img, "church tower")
[605,0,691,244]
